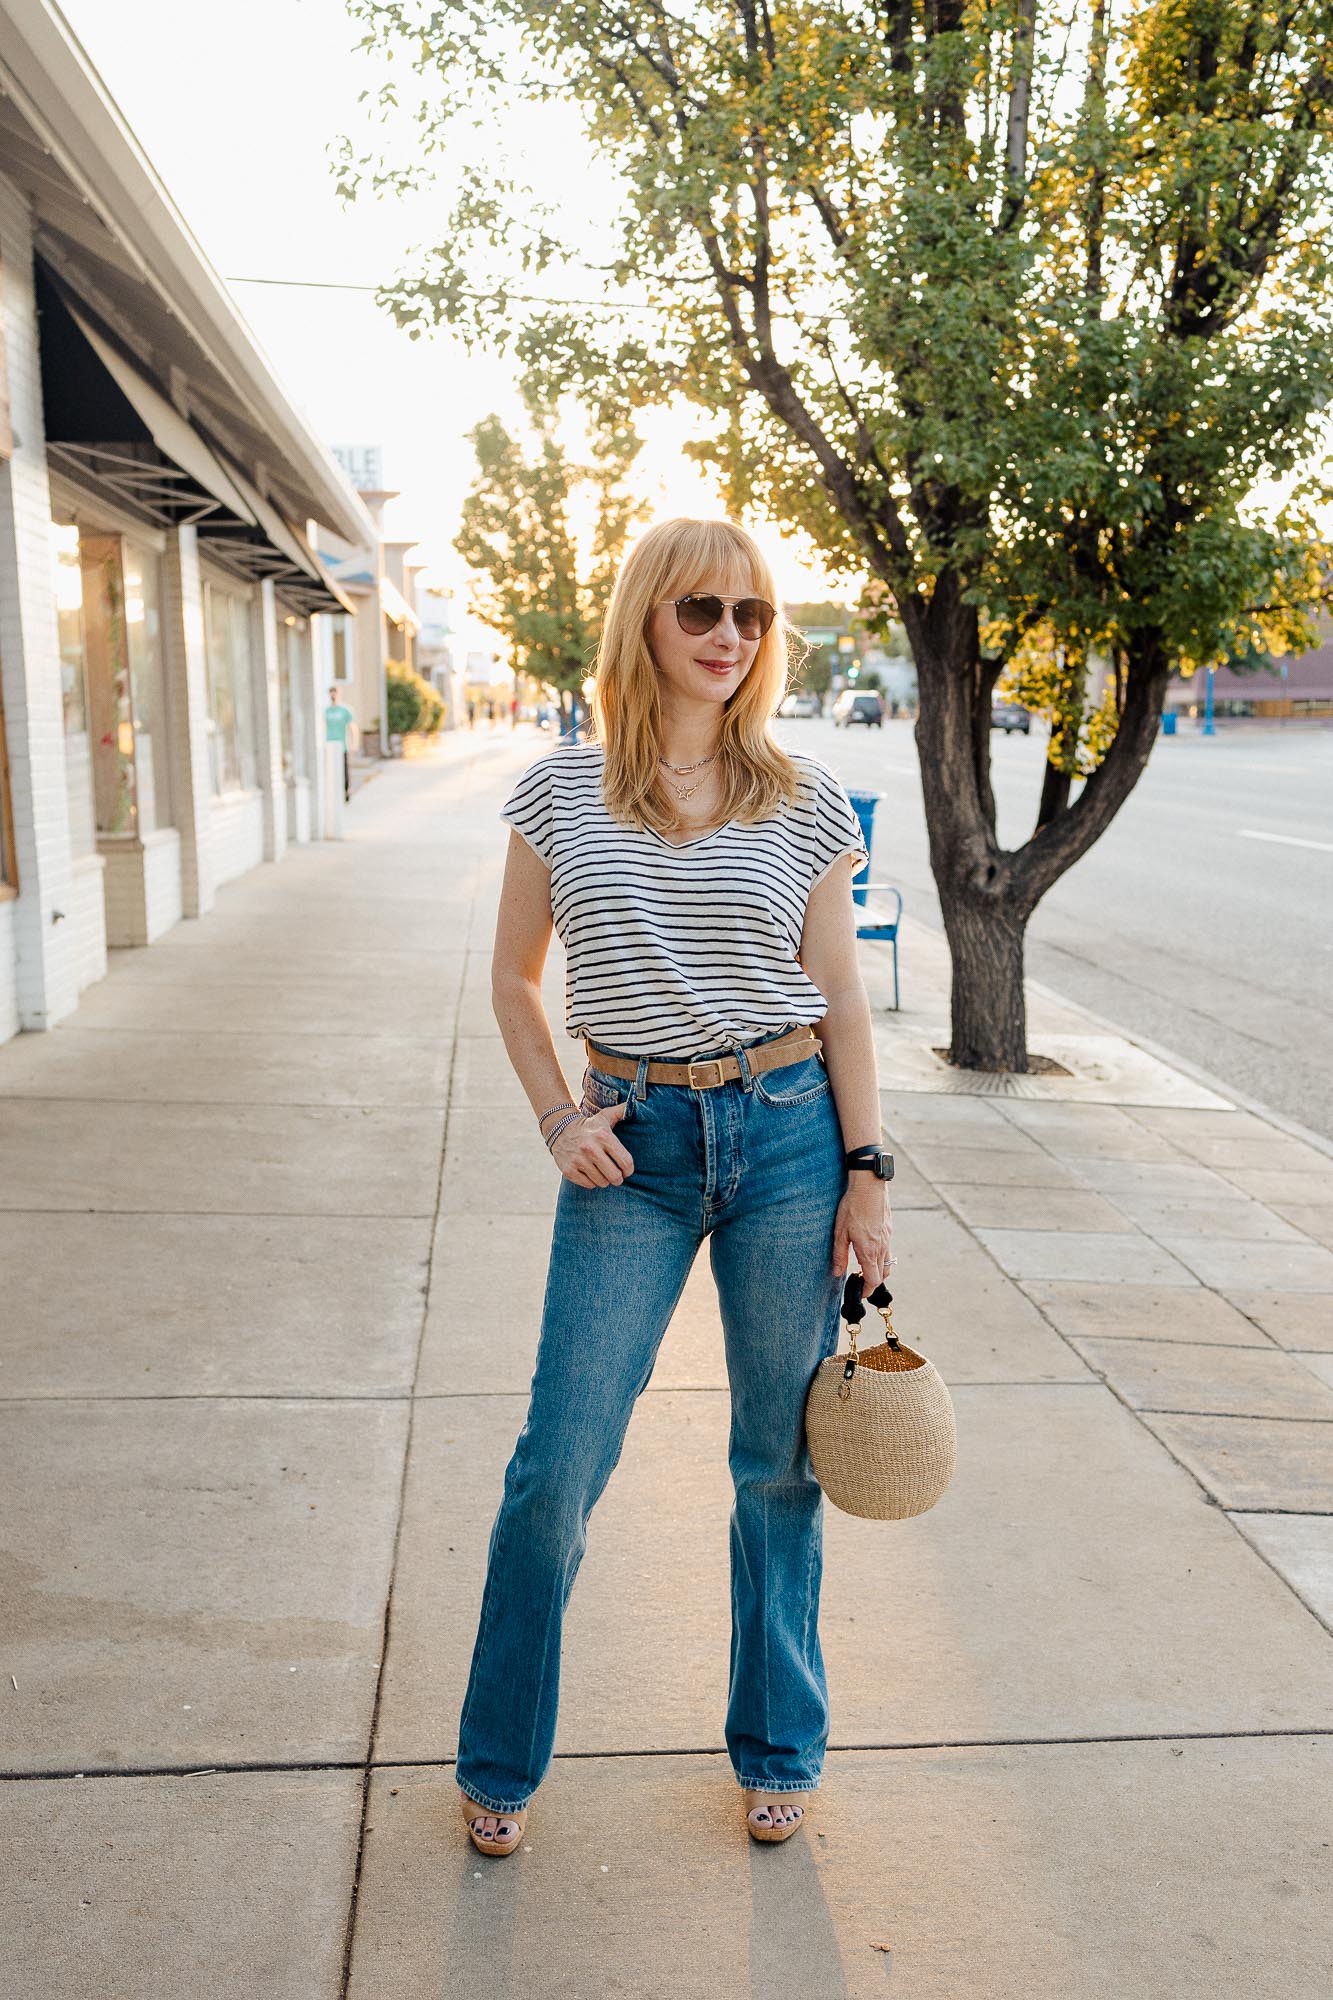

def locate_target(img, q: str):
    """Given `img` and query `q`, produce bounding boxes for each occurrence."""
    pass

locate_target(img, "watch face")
[879,1153,895,1180]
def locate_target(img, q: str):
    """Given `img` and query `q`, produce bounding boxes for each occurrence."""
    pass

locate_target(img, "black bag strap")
[840,1274,900,1377]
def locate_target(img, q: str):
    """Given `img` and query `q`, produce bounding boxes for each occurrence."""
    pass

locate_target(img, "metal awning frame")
[197,521,348,615]
[44,441,238,529]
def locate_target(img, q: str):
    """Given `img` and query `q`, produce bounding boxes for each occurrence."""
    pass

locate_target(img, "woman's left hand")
[832,1180,894,1290]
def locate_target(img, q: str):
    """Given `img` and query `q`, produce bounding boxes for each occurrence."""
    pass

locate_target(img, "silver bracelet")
[544,1109,586,1150]
[538,1100,578,1128]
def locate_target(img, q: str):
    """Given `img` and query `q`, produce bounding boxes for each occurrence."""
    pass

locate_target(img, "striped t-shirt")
[499,742,870,1058]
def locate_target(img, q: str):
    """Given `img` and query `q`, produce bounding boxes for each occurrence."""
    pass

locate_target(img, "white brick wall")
[67,852,107,992]
[143,828,184,939]
[162,527,216,919]
[0,172,81,1035]
[253,580,288,864]
[287,777,311,844]
[0,900,17,1042]
[210,790,264,889]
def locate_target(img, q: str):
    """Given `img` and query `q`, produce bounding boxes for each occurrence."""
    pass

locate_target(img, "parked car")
[990,702,1031,733]
[832,690,885,728]
[779,691,823,718]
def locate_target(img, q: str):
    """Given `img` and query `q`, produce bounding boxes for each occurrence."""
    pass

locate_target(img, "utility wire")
[225,273,668,312]
[223,273,843,324]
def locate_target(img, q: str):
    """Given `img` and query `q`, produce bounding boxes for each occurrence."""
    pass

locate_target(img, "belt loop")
[634,1052,650,1102]
[734,1040,754,1092]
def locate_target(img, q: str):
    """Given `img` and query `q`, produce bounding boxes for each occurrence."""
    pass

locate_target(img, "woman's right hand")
[551,1101,635,1187]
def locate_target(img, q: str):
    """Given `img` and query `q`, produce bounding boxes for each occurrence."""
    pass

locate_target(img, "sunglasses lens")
[673,595,775,638]
[735,598,774,638]
[675,595,724,635]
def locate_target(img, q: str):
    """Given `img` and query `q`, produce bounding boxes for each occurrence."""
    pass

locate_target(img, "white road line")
[1239,828,1333,854]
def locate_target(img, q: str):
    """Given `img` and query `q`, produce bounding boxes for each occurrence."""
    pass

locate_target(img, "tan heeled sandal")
[459,1791,528,1857]
[743,1790,807,1843]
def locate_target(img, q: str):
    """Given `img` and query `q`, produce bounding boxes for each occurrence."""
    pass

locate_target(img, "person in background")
[325,686,357,801]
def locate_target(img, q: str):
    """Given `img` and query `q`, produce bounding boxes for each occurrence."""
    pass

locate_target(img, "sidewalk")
[4,734,1331,1998]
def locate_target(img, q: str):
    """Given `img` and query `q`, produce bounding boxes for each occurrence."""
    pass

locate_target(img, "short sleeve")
[500,756,556,867]
[809,763,870,888]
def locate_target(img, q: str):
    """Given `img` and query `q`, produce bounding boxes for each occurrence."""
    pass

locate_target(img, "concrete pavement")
[4,730,1332,1998]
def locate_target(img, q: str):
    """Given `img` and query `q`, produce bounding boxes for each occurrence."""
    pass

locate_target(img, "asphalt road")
[774,715,1333,1142]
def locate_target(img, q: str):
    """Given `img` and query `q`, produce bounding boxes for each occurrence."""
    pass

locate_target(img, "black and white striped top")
[499,742,870,1057]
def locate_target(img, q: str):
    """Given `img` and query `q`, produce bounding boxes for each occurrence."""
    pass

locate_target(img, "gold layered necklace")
[657,751,717,804]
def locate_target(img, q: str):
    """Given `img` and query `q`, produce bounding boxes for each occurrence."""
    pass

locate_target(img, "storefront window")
[329,613,350,685]
[121,541,173,832]
[52,521,175,844]
[51,518,95,857]
[277,616,300,783]
[79,534,136,837]
[203,581,258,794]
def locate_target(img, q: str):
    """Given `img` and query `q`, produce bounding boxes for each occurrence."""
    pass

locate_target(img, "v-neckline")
[644,819,734,851]
[590,748,734,849]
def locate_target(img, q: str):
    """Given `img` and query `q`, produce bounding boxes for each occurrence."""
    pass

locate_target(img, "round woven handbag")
[804,1273,956,1520]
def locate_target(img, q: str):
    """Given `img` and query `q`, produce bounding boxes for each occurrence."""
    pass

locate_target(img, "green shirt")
[325,703,355,746]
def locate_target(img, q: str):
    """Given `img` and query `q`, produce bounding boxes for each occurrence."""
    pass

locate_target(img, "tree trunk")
[939,885,1029,1071]
[906,609,1170,1071]
[1036,758,1072,831]
[908,584,1034,1069]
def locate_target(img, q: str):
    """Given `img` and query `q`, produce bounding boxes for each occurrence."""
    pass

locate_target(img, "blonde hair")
[588,517,805,837]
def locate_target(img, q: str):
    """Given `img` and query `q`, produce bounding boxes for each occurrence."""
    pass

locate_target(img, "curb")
[1024,973,1333,1164]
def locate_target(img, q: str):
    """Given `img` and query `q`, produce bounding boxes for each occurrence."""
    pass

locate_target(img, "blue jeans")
[454,1025,849,1814]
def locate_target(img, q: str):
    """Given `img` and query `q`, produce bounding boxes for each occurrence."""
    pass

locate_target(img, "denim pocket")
[580,1064,637,1117]
[750,1053,832,1107]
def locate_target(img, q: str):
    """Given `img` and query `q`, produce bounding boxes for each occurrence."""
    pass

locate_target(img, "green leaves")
[343,0,1333,744]
[454,396,647,694]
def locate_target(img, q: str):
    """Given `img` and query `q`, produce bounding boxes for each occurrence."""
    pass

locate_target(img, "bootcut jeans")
[454,1023,850,1815]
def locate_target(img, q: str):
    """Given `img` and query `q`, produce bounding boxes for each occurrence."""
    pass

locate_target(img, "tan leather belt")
[583,1025,822,1090]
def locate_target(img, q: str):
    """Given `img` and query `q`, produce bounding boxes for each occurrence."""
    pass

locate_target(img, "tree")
[386,661,445,736]
[786,598,854,694]
[454,392,647,731]
[340,1,1333,1067]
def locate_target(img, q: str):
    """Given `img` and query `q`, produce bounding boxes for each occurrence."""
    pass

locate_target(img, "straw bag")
[804,1273,956,1519]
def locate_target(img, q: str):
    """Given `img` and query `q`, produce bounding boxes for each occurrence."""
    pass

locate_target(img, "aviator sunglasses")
[659,592,776,641]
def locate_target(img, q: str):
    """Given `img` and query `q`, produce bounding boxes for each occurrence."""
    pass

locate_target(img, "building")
[415,584,463,724]
[1167,631,1333,722]
[314,471,468,740]
[311,474,420,752]
[0,0,376,1043]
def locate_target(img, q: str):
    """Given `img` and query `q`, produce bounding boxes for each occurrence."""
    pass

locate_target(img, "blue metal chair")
[847,789,902,1010]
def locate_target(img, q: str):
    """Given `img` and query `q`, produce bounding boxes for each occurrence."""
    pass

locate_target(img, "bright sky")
[59,0,839,651]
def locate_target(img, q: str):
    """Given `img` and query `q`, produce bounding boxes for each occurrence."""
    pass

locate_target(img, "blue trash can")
[846,790,882,908]
[1161,712,1177,736]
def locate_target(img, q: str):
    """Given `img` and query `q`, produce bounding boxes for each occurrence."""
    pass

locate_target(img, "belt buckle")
[685,1057,726,1089]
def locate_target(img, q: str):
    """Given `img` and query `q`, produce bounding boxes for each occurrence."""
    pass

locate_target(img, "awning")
[217,462,358,616]
[63,301,257,525]
[379,573,420,634]
[42,277,353,616]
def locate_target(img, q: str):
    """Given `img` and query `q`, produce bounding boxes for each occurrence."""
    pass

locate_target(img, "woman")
[456,517,893,1856]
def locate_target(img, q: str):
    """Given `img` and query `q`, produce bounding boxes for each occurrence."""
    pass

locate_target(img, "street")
[783,718,1333,1141]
